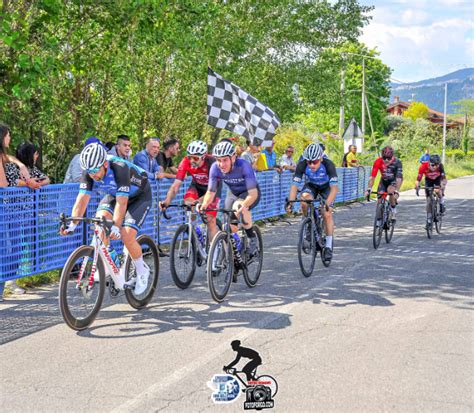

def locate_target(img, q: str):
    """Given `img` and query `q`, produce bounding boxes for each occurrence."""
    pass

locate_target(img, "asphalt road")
[1,175,473,412]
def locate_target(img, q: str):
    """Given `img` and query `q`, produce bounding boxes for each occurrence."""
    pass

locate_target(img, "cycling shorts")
[377,179,397,197]
[425,177,442,196]
[185,181,220,217]
[301,183,334,207]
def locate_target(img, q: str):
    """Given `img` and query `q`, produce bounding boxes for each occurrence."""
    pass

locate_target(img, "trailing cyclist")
[366,146,403,222]
[198,139,260,258]
[159,140,221,241]
[415,154,447,221]
[59,143,152,295]
[286,143,338,261]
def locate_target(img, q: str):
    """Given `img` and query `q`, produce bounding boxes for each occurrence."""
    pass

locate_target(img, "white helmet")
[80,143,107,170]
[212,140,235,157]
[187,140,207,156]
[302,143,323,161]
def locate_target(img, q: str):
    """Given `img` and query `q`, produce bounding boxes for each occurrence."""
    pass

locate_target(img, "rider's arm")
[226,355,241,369]
[201,190,216,210]
[201,163,219,209]
[288,161,305,201]
[242,188,258,209]
[324,159,339,205]
[70,192,90,224]
[163,179,182,206]
[395,160,403,191]
[112,196,128,228]
[415,163,425,186]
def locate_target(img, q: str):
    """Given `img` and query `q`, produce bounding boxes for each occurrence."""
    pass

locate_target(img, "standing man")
[261,141,281,172]
[157,137,179,179]
[133,138,161,180]
[279,145,296,171]
[346,145,360,168]
[108,135,132,161]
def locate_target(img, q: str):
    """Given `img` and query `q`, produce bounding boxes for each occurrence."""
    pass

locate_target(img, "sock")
[325,236,333,248]
[133,256,145,274]
[245,227,256,238]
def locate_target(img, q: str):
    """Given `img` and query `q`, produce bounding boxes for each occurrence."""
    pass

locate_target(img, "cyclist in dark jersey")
[366,146,403,221]
[60,143,152,295]
[224,340,262,382]
[286,143,338,260]
[199,140,260,255]
[160,140,221,240]
[415,154,447,215]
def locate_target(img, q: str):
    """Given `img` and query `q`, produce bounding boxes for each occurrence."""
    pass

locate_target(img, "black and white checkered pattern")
[207,67,280,146]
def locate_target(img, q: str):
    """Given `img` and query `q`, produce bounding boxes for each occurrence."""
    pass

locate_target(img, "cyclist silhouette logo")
[208,340,278,409]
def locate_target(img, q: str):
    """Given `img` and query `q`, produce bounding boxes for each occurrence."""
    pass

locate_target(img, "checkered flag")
[207,67,280,146]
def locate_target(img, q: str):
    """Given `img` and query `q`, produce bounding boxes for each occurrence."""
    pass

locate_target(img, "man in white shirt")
[279,145,296,171]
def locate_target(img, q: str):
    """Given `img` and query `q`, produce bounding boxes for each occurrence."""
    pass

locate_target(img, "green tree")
[403,102,429,121]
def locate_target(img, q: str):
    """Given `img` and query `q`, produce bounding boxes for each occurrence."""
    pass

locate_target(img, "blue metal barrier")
[0,167,370,282]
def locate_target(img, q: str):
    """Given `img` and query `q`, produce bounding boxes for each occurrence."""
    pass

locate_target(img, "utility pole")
[361,57,366,137]
[442,83,448,163]
[339,62,345,137]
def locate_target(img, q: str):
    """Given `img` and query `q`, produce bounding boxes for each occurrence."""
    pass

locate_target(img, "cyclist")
[286,143,338,261]
[159,140,220,241]
[415,154,447,218]
[366,146,403,221]
[198,139,260,256]
[224,340,262,382]
[59,143,152,294]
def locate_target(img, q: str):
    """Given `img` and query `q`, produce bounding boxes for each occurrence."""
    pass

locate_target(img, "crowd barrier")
[0,167,371,282]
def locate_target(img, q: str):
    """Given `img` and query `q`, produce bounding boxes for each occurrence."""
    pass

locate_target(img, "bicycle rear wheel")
[243,226,263,287]
[59,245,105,331]
[372,204,383,249]
[170,224,196,289]
[297,218,316,277]
[207,231,233,302]
[124,235,159,309]
[385,206,395,243]
[255,374,278,398]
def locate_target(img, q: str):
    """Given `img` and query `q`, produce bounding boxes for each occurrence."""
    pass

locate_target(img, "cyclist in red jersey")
[415,154,447,215]
[365,146,403,221]
[160,141,220,240]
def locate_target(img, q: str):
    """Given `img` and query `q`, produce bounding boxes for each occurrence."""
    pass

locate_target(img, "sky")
[359,0,474,83]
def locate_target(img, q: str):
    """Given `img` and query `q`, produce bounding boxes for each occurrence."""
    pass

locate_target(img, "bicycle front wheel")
[385,206,395,243]
[435,201,443,234]
[297,218,316,277]
[426,202,434,239]
[207,231,233,303]
[124,235,159,309]
[170,224,196,289]
[372,204,383,249]
[243,226,263,288]
[59,245,105,331]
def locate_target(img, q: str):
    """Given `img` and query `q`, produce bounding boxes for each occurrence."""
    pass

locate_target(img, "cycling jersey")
[176,155,215,188]
[371,157,403,182]
[293,158,338,189]
[208,158,257,196]
[79,155,148,198]
[417,161,445,182]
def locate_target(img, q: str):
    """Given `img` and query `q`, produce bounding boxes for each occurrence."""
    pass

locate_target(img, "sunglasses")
[286,150,294,153]
[306,159,320,165]
[429,163,439,167]
[87,166,102,174]
[188,155,202,162]
[382,156,392,161]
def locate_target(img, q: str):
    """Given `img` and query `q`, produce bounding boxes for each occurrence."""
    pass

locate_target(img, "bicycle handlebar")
[59,213,114,234]
[415,185,440,197]
[204,207,249,226]
[161,203,196,220]
[285,197,328,211]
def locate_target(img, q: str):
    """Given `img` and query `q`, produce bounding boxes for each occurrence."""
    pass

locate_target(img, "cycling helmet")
[212,140,235,157]
[187,140,208,156]
[381,146,394,159]
[80,143,107,170]
[429,154,440,164]
[302,143,324,161]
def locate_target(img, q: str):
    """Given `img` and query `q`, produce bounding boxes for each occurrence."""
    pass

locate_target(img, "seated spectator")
[108,134,132,161]
[133,137,161,180]
[157,137,179,179]
[279,145,296,171]
[64,136,104,183]
[261,141,281,172]
[16,142,50,186]
[346,144,359,167]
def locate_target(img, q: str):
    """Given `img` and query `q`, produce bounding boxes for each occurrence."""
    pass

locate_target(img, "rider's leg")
[243,360,261,382]
[300,191,314,218]
[387,184,398,209]
[322,208,334,247]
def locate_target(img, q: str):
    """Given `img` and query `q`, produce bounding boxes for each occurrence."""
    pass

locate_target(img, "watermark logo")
[207,375,241,404]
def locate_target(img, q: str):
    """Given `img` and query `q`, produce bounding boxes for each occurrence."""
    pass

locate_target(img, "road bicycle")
[163,203,217,289]
[367,191,396,249]
[206,208,263,303]
[287,195,332,277]
[223,367,278,398]
[416,185,443,238]
[58,214,159,331]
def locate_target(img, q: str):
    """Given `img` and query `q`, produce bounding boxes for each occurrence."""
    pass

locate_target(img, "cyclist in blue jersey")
[59,143,152,294]
[198,140,260,255]
[286,143,338,260]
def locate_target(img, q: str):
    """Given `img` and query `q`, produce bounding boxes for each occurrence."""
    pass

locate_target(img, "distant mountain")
[390,68,474,114]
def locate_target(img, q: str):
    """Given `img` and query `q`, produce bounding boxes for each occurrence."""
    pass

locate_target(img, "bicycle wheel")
[124,235,159,309]
[255,375,278,398]
[426,201,434,239]
[317,216,332,268]
[435,201,443,234]
[243,226,263,287]
[385,205,395,243]
[170,224,196,289]
[59,245,105,331]
[207,231,233,303]
[297,218,316,277]
[372,204,383,249]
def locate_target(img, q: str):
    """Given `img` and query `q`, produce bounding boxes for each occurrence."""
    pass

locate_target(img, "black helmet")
[429,154,441,165]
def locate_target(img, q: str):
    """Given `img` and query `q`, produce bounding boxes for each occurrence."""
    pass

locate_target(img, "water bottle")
[195,225,205,246]
[230,233,243,266]
[232,233,242,251]
[109,248,120,268]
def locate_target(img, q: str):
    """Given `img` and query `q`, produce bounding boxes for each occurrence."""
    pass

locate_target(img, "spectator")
[108,134,132,161]
[241,139,268,171]
[16,142,50,186]
[279,145,296,171]
[157,137,179,178]
[133,137,161,180]
[346,145,359,168]
[261,141,281,172]
[419,148,430,163]
[63,136,104,183]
